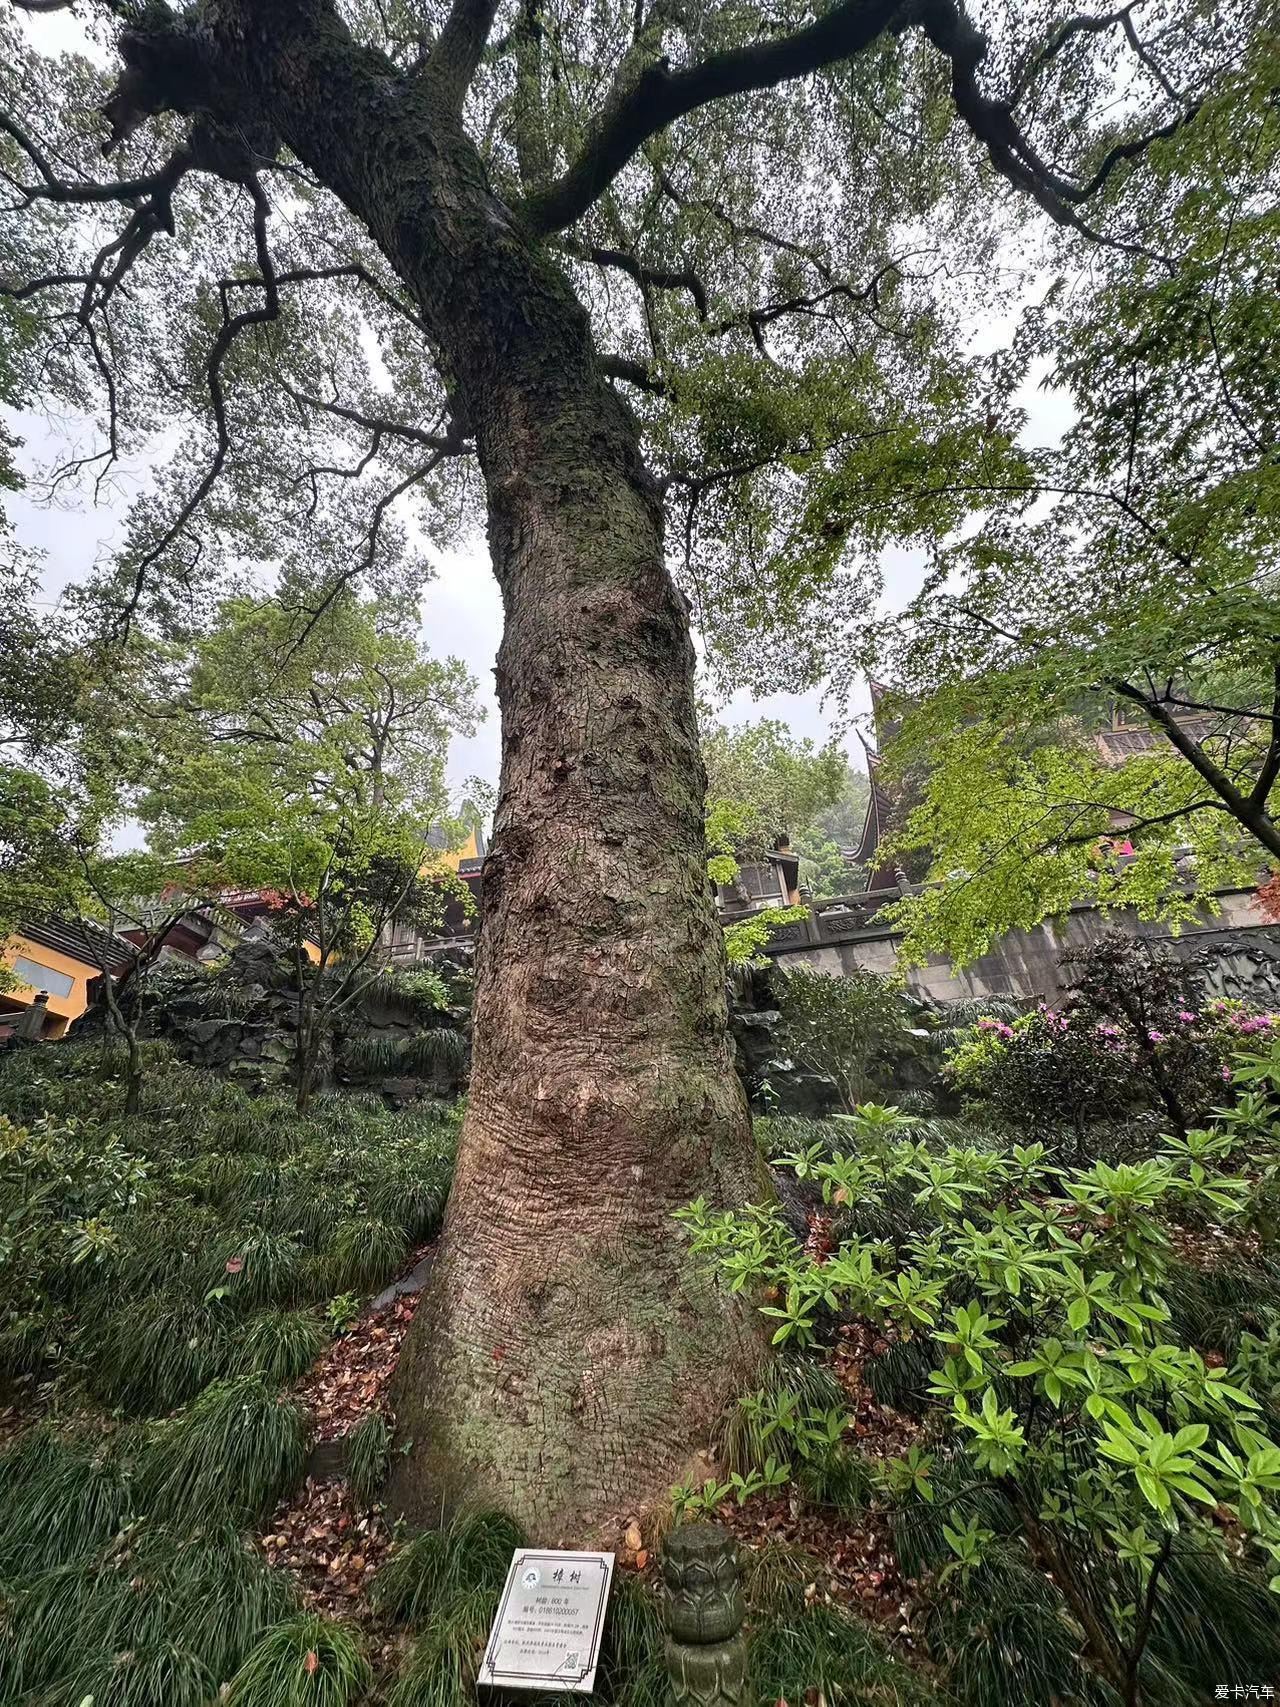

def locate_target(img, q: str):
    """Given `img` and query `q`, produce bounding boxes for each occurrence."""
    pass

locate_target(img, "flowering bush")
[945,935,1280,1152]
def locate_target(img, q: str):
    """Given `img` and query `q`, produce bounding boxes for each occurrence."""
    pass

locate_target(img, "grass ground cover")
[5,1025,1280,1705]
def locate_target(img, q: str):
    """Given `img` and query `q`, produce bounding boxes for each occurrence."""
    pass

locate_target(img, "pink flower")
[1098,1023,1119,1037]
[1222,1065,1233,1081]
[1147,1029,1166,1044]
[1178,1011,1196,1023]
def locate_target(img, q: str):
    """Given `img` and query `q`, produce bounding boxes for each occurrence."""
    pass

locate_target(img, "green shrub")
[366,1160,451,1240]
[87,1288,236,1413]
[377,1510,529,1707]
[0,1043,457,1414]
[359,965,451,1015]
[0,1426,137,1578]
[945,935,1280,1154]
[594,1573,667,1707]
[141,1377,307,1526]
[210,1229,305,1308]
[717,1356,847,1478]
[741,1539,816,1618]
[236,1309,329,1385]
[680,1044,1280,1703]
[343,1028,466,1081]
[345,1411,392,1506]
[776,966,908,1108]
[225,1614,372,1707]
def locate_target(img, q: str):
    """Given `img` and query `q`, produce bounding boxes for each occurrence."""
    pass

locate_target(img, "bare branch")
[277,380,471,452]
[118,173,281,636]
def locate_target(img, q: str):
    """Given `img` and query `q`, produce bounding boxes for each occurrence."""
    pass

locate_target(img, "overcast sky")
[6,399,923,789]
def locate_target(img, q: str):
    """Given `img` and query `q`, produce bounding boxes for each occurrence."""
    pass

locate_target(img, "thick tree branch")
[917,0,1192,260]
[425,0,502,108]
[1115,678,1280,860]
[1052,798,1230,850]
[518,0,906,235]
[518,0,1194,246]
[598,353,670,394]
[562,240,709,318]
[1250,664,1280,809]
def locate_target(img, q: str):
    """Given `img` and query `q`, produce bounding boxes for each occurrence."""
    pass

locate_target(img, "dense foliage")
[0,1042,946,1706]
[702,718,866,900]
[777,966,909,1109]
[0,1043,456,1411]
[682,1039,1280,1705]
[876,18,1280,962]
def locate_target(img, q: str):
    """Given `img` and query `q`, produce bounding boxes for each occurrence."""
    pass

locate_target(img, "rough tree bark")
[115,0,769,1536]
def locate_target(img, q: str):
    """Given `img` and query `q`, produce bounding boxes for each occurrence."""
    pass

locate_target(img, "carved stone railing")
[394,885,912,956]
[810,889,902,943]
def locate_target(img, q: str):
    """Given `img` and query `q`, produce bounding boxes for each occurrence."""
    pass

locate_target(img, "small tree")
[703,718,848,873]
[777,965,907,1109]
[249,818,454,1112]
[74,849,207,1118]
[137,591,481,1111]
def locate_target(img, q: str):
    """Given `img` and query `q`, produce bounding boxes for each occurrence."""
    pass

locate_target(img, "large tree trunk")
[376,140,768,1546]
[390,428,768,1537]
[386,278,768,1542]
[123,0,769,1540]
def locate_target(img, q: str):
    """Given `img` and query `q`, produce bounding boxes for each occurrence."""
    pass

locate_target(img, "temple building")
[0,918,135,1041]
[1,821,489,1035]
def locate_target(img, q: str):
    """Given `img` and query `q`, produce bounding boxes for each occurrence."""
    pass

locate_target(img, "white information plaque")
[481,1548,615,1692]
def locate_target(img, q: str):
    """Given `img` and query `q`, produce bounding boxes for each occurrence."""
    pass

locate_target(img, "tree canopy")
[0,0,1256,676]
[873,27,1280,964]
